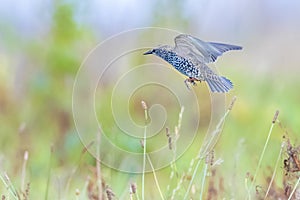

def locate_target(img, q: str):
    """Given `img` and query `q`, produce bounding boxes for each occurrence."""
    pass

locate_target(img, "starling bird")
[143,34,242,93]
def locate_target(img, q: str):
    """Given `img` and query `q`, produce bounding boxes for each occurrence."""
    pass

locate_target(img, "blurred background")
[1,0,300,199]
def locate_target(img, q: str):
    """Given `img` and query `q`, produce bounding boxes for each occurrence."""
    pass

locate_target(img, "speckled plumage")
[143,34,242,93]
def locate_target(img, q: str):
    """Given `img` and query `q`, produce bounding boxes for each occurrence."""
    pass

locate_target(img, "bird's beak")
[143,49,153,55]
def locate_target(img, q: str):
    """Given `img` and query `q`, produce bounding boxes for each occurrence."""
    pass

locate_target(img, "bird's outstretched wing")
[174,34,242,63]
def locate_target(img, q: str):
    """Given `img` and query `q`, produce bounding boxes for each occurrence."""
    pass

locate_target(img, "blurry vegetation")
[48,2,81,75]
[0,2,95,199]
[151,0,190,30]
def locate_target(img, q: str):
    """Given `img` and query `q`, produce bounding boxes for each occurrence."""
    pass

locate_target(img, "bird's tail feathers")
[206,76,233,93]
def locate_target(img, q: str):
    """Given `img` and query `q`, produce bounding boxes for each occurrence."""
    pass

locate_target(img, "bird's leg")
[190,78,197,86]
[184,77,198,90]
[184,79,191,90]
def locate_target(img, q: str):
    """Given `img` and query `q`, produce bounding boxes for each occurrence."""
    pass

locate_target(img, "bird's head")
[143,45,172,56]
[143,49,155,55]
[143,48,159,55]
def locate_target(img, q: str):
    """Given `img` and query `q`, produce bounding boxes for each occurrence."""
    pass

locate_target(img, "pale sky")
[0,0,299,38]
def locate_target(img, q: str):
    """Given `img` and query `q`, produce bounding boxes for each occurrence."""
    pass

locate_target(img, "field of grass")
[1,56,300,199]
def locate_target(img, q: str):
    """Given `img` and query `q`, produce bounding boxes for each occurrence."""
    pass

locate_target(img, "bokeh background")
[1,0,300,199]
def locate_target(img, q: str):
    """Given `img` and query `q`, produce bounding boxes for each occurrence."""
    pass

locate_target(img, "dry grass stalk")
[248,110,280,199]
[105,186,115,200]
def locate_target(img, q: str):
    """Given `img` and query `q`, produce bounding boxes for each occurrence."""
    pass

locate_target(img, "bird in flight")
[143,34,242,93]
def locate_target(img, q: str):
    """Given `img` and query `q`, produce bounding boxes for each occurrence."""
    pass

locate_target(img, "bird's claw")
[184,79,191,90]
[184,78,198,90]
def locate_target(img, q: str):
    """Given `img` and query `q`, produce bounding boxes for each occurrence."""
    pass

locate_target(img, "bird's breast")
[164,54,200,78]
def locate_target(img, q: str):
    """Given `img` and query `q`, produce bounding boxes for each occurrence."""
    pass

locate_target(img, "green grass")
[2,78,300,199]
